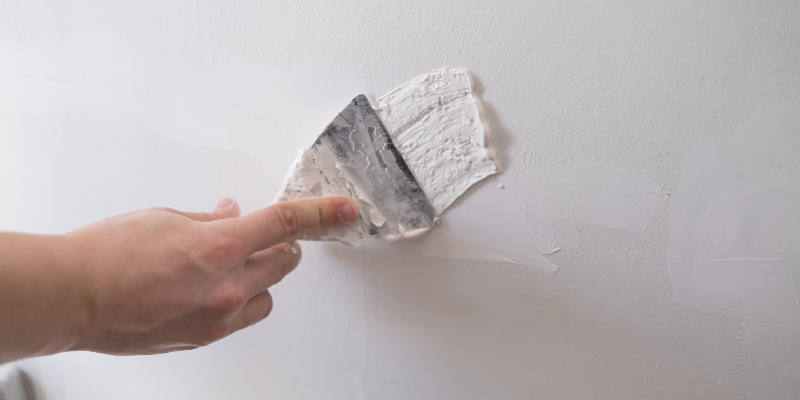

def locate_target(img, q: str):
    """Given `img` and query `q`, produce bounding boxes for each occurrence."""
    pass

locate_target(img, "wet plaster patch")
[414,161,668,274]
[667,99,800,398]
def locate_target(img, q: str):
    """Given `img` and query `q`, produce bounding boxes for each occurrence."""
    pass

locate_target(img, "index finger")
[231,197,359,253]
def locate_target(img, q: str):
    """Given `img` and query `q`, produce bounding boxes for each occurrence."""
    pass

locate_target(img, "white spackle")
[368,206,387,227]
[275,69,498,244]
[375,69,499,215]
[379,224,432,243]
[273,147,368,245]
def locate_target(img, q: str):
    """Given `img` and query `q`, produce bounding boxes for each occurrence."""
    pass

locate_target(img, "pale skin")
[0,196,359,365]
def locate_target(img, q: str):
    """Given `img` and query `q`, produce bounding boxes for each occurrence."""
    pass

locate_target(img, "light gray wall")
[1,1,799,399]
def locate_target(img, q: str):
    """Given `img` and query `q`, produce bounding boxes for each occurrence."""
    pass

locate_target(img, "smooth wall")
[1,1,799,399]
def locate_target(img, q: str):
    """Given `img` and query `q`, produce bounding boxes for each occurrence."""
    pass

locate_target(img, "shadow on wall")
[320,240,741,399]
[470,72,513,173]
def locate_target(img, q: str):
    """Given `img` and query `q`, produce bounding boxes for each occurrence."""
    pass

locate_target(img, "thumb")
[150,198,242,222]
[207,198,241,220]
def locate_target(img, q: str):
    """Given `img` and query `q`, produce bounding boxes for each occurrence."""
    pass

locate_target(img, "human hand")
[57,197,359,356]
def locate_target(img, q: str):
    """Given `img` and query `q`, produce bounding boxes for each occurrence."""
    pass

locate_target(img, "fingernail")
[215,198,233,210]
[338,201,358,223]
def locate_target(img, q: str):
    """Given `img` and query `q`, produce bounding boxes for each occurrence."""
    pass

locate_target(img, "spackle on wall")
[275,69,498,244]
[666,99,800,391]
[668,99,800,331]
[411,160,667,273]
[374,69,498,214]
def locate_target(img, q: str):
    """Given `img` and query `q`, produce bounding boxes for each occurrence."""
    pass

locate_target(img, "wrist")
[0,232,92,362]
[54,233,95,353]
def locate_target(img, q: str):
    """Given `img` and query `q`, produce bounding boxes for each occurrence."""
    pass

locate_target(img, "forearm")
[0,232,88,364]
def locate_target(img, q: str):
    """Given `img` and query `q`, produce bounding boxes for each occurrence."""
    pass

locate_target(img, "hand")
[0,197,359,362]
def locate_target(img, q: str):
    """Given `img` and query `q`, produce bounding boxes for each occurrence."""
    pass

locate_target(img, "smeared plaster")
[668,99,800,329]
[667,99,800,398]
[781,358,800,380]
[414,161,667,273]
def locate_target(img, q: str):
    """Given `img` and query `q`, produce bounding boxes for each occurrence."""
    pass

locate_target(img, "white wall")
[1,1,799,399]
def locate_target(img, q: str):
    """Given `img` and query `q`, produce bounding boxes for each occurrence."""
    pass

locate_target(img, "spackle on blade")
[275,69,499,245]
[275,95,436,244]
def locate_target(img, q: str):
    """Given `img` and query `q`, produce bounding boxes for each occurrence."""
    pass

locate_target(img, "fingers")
[210,242,300,339]
[241,242,301,296]
[233,197,359,253]
[150,198,241,222]
[230,290,273,333]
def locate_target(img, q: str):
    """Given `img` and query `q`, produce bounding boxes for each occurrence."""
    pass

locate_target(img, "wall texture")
[1,1,799,399]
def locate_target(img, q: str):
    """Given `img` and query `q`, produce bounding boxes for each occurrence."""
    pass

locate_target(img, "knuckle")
[274,206,300,238]
[268,245,301,283]
[316,201,326,229]
[200,230,246,264]
[205,286,247,318]
[272,252,291,283]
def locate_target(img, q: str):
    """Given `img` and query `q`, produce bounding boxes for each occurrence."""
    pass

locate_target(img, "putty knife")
[312,95,437,235]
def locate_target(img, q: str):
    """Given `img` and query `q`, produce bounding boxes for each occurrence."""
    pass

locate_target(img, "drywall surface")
[1,1,799,399]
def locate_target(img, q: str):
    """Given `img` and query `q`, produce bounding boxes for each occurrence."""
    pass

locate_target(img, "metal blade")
[313,95,437,236]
